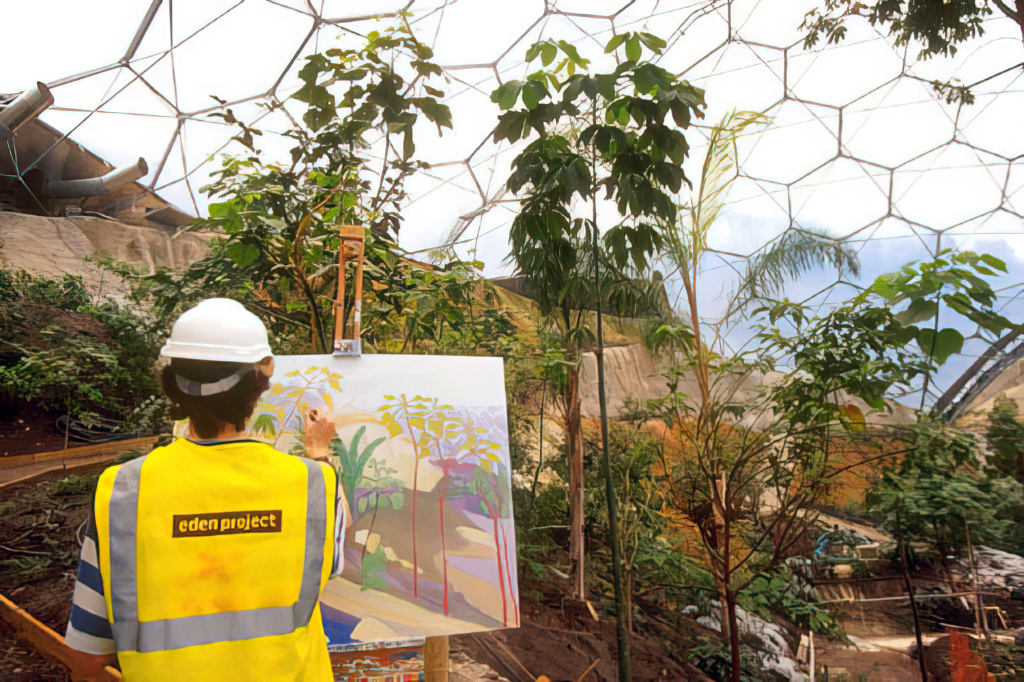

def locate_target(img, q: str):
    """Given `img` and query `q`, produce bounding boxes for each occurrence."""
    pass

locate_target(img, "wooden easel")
[329,224,448,680]
[333,225,366,356]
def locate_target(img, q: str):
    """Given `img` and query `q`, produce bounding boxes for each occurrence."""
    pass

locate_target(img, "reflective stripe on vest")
[107,455,327,653]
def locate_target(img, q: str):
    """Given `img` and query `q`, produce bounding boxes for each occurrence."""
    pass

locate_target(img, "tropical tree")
[647,109,860,679]
[492,33,705,678]
[986,395,1024,483]
[870,417,1023,566]
[144,26,453,354]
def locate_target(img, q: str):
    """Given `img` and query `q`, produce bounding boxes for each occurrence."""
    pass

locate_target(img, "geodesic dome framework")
[1,0,1023,406]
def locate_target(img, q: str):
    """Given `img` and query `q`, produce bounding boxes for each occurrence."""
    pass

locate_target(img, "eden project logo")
[172,510,282,537]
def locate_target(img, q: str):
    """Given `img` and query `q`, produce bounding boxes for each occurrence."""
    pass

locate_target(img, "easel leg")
[424,636,449,682]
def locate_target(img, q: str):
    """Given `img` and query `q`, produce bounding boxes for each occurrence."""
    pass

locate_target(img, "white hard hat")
[160,298,273,363]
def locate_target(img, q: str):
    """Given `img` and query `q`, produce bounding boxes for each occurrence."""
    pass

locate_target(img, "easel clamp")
[333,225,365,357]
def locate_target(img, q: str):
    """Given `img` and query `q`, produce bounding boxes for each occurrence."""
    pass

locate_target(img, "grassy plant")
[50,475,92,496]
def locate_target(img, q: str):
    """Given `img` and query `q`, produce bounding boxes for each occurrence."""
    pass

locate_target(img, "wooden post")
[965,522,989,640]
[333,225,366,355]
[424,636,449,682]
[808,630,815,682]
[896,513,928,682]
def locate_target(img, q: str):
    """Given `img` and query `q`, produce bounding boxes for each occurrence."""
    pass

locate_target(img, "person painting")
[64,298,346,681]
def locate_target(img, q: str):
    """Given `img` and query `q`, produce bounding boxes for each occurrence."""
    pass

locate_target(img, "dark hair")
[161,359,270,439]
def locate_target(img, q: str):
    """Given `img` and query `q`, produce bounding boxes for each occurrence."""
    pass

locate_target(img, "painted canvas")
[243,354,518,644]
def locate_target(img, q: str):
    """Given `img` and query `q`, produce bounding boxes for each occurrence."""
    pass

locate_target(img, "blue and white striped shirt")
[64,513,116,654]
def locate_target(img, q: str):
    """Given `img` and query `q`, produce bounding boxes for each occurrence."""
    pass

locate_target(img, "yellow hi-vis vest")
[92,438,336,681]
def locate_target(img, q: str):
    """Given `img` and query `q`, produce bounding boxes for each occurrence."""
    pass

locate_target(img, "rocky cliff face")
[578,343,672,418]
[0,211,207,292]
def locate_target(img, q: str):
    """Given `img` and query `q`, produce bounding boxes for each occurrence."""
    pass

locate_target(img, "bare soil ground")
[0,468,100,680]
[453,586,715,681]
[0,400,67,457]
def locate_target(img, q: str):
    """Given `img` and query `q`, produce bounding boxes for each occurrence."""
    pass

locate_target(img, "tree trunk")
[361,493,379,564]
[530,382,546,511]
[725,590,742,682]
[565,363,585,599]
[713,474,740,682]
[897,515,928,682]
[625,568,634,633]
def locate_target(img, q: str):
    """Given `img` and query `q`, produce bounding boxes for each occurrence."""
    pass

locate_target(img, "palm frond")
[734,227,861,308]
[665,110,769,274]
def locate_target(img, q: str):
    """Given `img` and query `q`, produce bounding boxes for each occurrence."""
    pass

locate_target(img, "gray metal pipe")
[0,82,54,135]
[46,157,148,198]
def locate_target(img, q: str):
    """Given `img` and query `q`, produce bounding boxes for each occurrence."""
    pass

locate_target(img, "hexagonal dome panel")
[739,99,839,185]
[843,78,956,169]
[959,89,1024,161]
[893,144,1005,231]
[786,21,903,107]
[791,157,890,237]
[685,42,785,122]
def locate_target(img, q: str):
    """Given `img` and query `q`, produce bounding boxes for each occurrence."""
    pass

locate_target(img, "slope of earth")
[452,578,715,681]
[0,212,208,292]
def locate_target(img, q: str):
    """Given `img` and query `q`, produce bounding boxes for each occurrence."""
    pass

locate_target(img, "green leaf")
[208,201,235,218]
[895,298,938,325]
[522,80,547,110]
[225,243,260,268]
[403,129,414,160]
[625,36,642,61]
[491,80,521,110]
[639,32,667,53]
[980,253,1007,273]
[605,34,627,53]
[540,42,557,66]
[871,272,900,300]
[917,327,964,364]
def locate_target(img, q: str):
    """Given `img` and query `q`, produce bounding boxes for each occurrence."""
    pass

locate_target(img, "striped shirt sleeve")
[64,510,116,655]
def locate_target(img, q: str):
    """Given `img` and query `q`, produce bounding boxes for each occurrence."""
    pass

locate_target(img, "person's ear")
[257,357,274,378]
